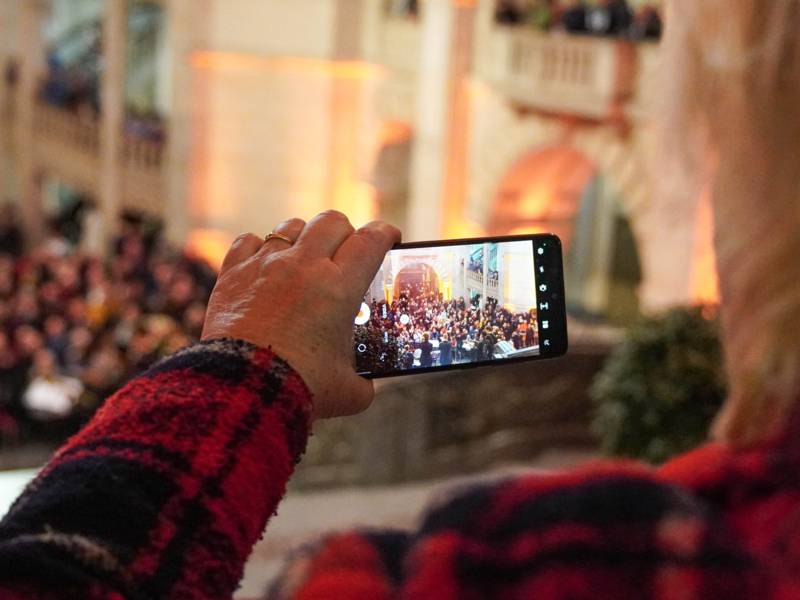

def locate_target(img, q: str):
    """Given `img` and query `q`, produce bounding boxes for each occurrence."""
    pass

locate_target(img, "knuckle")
[276,217,304,231]
[319,209,349,223]
[357,222,400,245]
[232,233,252,246]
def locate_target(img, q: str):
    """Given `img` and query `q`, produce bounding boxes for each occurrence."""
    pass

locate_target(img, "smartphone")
[354,233,567,378]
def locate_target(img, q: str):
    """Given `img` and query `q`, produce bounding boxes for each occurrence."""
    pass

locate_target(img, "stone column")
[98,0,127,248]
[15,0,48,245]
[163,0,211,247]
[581,177,618,314]
[407,0,476,241]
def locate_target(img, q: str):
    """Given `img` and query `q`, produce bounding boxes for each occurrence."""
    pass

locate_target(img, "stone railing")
[32,103,102,193]
[29,103,167,217]
[480,29,642,120]
[466,268,499,291]
[121,134,166,217]
[33,102,101,155]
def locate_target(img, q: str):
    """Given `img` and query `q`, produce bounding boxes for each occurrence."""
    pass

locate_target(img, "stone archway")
[467,105,699,313]
[487,146,596,245]
[484,143,642,321]
[394,263,440,298]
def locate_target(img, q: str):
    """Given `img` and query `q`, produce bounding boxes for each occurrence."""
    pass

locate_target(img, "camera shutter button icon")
[354,302,371,325]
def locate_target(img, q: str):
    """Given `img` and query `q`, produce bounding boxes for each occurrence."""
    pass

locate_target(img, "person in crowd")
[555,0,589,33]
[439,334,453,366]
[585,0,633,36]
[21,348,82,422]
[387,0,419,18]
[523,0,558,31]
[495,0,524,25]
[419,332,434,368]
[628,3,662,40]
[0,203,23,257]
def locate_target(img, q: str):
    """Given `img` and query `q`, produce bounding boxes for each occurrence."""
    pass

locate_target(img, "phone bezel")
[356,232,568,379]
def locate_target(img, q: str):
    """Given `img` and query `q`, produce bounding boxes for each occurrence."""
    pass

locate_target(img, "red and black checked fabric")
[268,412,800,599]
[4,337,800,599]
[0,339,312,600]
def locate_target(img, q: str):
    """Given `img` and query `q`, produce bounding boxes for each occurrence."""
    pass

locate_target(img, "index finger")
[333,221,401,296]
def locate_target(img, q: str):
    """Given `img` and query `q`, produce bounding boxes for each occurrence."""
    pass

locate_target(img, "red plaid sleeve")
[0,338,313,600]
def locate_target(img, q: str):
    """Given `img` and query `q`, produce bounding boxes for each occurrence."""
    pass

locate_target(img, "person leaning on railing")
[3,0,800,598]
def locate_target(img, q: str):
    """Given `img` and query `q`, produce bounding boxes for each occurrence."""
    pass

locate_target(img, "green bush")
[590,306,726,464]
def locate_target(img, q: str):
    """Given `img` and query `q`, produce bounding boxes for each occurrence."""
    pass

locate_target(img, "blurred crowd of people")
[495,0,662,40]
[0,204,215,445]
[365,283,537,371]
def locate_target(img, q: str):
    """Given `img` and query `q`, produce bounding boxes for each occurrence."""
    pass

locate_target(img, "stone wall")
[294,343,609,489]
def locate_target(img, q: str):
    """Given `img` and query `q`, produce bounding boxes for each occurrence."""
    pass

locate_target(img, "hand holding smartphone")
[353,234,567,378]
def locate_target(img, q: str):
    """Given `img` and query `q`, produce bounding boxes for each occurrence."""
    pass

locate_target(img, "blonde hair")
[660,0,800,446]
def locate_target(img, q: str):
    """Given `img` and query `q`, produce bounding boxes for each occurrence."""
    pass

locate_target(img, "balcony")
[32,103,101,194]
[121,135,166,216]
[480,29,647,121]
[466,268,499,293]
[30,103,166,217]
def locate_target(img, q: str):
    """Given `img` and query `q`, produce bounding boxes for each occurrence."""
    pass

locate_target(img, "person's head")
[14,325,43,357]
[32,348,57,378]
[68,326,93,353]
[66,297,88,325]
[661,1,800,446]
[44,315,67,339]
[422,333,429,342]
[168,274,195,306]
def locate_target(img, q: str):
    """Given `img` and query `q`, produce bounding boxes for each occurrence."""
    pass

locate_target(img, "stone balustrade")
[31,103,102,194]
[33,103,101,156]
[375,12,656,123]
[122,135,164,171]
[481,29,642,120]
[121,134,166,217]
[28,102,166,217]
[466,268,499,291]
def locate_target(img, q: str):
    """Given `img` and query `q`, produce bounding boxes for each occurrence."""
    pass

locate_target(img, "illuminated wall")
[184,0,383,267]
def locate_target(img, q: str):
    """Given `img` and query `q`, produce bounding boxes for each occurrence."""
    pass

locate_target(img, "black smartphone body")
[354,233,567,378]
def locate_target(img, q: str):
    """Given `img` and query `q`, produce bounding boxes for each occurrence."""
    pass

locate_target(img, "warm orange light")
[691,189,720,304]
[508,225,548,236]
[444,220,486,239]
[379,121,413,146]
[488,146,596,244]
[185,229,234,270]
[342,181,379,228]
[190,52,386,80]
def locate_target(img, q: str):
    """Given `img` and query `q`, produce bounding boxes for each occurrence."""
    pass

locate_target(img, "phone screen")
[354,234,567,378]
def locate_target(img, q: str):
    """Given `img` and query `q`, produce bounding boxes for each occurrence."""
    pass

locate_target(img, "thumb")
[314,373,375,420]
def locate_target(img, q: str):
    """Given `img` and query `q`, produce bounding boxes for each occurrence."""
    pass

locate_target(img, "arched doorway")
[395,263,440,298]
[488,146,642,324]
[369,121,413,230]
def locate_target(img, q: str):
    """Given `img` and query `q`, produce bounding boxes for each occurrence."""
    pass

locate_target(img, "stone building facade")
[0,0,712,324]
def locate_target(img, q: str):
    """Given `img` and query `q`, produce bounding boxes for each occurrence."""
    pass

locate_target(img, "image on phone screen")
[354,234,566,378]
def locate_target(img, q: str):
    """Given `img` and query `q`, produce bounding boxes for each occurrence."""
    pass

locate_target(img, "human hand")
[202,211,401,419]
